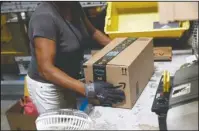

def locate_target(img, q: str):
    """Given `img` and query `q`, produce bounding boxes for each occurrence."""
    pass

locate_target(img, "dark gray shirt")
[28,2,90,83]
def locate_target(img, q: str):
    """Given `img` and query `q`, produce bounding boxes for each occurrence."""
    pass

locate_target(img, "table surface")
[1,49,193,130]
[89,50,193,130]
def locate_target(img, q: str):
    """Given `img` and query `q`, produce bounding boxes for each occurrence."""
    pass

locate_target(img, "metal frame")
[1,2,107,13]
[188,21,198,58]
[1,80,24,100]
[15,56,31,75]
[192,21,198,57]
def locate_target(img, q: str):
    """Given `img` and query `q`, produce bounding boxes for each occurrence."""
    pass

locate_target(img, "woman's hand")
[85,81,125,106]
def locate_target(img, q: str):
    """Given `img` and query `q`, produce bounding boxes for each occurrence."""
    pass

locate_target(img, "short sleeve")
[29,13,57,42]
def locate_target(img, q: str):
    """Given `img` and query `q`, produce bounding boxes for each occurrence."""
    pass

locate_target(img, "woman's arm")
[82,13,111,46]
[34,37,86,95]
[30,13,85,96]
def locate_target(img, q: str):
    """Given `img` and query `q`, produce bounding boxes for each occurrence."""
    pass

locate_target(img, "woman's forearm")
[41,65,86,96]
[92,29,111,46]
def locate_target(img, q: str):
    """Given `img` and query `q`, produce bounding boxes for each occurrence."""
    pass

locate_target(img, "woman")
[27,2,125,114]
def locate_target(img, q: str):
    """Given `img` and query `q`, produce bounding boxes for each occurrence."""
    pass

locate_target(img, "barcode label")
[172,83,191,98]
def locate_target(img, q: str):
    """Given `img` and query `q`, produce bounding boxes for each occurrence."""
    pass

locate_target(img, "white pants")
[26,75,77,114]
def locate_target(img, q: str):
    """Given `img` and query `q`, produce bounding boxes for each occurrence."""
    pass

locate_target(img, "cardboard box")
[84,38,154,109]
[158,2,198,24]
[154,47,172,61]
[91,50,100,56]
[6,101,37,130]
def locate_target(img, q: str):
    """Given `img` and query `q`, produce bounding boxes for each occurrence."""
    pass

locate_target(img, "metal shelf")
[1,2,106,13]
[188,21,199,58]
[192,21,198,56]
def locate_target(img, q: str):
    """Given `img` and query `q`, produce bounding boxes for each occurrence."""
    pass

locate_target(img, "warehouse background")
[1,1,198,130]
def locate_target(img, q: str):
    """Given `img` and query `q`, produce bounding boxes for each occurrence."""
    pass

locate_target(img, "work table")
[1,49,193,130]
[89,49,193,130]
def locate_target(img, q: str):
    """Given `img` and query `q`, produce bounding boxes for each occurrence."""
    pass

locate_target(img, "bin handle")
[106,2,112,26]
[107,18,111,26]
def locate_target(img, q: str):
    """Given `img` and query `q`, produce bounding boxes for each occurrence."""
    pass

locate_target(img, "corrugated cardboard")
[6,101,37,130]
[91,50,100,56]
[154,47,172,61]
[84,38,154,109]
[92,47,173,61]
[158,2,198,24]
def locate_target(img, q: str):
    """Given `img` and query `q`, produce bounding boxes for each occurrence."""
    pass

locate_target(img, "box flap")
[6,101,22,114]
[6,101,37,130]
[84,38,126,66]
[84,38,152,67]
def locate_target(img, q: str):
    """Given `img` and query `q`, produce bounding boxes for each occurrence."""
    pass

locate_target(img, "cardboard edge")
[84,38,127,65]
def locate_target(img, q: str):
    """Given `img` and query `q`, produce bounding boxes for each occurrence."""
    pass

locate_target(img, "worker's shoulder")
[35,2,54,13]
[31,2,56,20]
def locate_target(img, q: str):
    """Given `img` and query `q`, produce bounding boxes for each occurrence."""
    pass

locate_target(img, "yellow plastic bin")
[104,2,190,39]
[1,15,12,43]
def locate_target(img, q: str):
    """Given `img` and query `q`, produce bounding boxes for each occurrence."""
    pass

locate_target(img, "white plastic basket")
[35,109,93,130]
